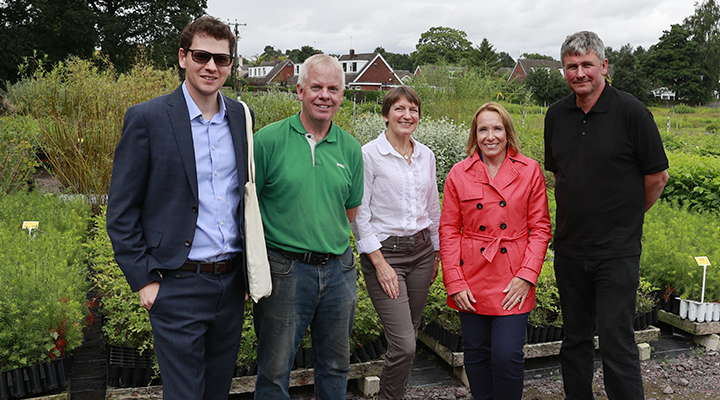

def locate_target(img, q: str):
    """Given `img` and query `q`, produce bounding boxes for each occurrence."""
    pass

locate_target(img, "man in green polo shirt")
[252,54,363,400]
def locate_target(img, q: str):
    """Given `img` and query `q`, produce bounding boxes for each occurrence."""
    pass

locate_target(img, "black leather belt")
[269,248,337,265]
[178,256,237,274]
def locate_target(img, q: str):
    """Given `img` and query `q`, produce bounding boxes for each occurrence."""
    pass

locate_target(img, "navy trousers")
[149,265,245,400]
[459,312,528,400]
[554,255,644,400]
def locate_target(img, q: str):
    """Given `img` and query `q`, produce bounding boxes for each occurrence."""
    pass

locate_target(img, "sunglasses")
[185,49,233,67]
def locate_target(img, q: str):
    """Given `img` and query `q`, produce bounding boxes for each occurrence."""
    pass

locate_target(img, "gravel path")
[347,350,720,400]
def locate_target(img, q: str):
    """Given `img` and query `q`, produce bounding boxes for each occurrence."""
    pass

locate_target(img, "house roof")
[347,53,402,88]
[338,51,377,62]
[249,59,294,86]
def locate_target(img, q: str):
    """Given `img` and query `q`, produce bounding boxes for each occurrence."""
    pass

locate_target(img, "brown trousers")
[360,229,435,400]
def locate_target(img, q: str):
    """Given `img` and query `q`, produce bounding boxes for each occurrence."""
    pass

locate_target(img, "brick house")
[340,50,403,91]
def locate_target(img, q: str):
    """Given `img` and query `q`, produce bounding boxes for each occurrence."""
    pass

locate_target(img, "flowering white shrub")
[351,113,468,190]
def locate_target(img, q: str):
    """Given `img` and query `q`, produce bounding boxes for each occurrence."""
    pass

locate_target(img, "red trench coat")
[439,150,551,315]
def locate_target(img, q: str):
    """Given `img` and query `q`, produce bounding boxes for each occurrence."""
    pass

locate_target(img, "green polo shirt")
[254,112,363,254]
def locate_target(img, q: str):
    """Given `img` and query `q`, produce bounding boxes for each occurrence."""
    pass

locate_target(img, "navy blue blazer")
[107,86,250,292]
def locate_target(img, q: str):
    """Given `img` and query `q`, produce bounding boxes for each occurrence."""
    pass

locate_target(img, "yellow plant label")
[694,256,711,266]
[22,221,39,229]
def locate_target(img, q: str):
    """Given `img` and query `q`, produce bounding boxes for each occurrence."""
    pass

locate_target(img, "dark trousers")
[149,265,245,400]
[360,229,435,400]
[554,255,644,400]
[459,312,528,400]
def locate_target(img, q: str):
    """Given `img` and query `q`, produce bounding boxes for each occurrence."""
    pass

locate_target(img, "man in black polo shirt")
[544,31,669,400]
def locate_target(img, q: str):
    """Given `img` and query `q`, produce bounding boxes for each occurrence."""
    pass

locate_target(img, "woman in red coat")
[440,102,551,400]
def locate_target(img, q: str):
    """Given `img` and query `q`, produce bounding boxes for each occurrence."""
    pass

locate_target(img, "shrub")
[641,201,720,302]
[0,115,40,194]
[673,104,695,114]
[242,90,301,131]
[352,113,467,191]
[529,256,561,327]
[0,191,90,371]
[662,151,720,213]
[6,57,179,206]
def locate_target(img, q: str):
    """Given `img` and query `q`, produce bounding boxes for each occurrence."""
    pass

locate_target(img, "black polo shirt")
[544,85,668,259]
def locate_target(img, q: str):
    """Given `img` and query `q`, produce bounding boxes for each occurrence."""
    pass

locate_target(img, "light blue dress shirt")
[182,82,242,262]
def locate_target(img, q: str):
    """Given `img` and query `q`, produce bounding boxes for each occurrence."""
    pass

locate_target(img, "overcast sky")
[206,0,698,62]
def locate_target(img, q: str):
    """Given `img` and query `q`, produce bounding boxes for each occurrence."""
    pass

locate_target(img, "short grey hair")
[561,31,605,65]
[298,54,345,87]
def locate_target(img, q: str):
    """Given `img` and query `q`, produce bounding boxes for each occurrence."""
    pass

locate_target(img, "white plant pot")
[705,303,715,322]
[697,302,707,323]
[713,303,720,322]
[679,298,689,319]
[688,300,698,322]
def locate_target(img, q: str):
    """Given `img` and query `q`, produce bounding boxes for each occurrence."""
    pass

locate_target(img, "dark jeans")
[554,255,644,400]
[253,246,357,400]
[459,312,528,400]
[149,265,245,400]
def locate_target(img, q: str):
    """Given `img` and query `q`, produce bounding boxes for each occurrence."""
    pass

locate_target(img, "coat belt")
[462,231,527,263]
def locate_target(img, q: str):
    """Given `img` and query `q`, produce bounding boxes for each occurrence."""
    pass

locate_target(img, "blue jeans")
[459,312,528,400]
[253,245,357,400]
[554,255,643,400]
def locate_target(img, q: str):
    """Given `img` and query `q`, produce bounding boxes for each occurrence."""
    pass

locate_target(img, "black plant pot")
[363,342,377,359]
[303,347,313,368]
[538,325,549,343]
[355,346,369,363]
[27,364,43,395]
[553,326,564,341]
[651,307,659,325]
[43,361,59,391]
[546,326,556,343]
[293,347,304,369]
[531,325,541,343]
[373,337,386,356]
[672,297,681,315]
[54,358,69,387]
[10,368,26,399]
[349,350,360,365]
[380,334,388,350]
[108,365,122,387]
[0,371,9,400]
[448,333,460,352]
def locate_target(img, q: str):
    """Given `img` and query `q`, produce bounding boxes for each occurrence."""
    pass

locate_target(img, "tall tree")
[0,0,97,85]
[90,0,206,72]
[466,38,500,69]
[374,47,413,71]
[285,45,319,63]
[642,24,707,103]
[520,53,554,61]
[524,67,571,106]
[683,0,720,102]
[497,51,515,68]
[611,47,652,104]
[412,26,473,66]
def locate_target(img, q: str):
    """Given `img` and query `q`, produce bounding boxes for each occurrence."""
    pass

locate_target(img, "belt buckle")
[213,262,221,274]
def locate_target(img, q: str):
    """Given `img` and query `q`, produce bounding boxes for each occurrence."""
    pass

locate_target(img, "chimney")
[349,49,355,58]
[274,55,279,65]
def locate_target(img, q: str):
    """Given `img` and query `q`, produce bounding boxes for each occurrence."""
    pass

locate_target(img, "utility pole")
[227,20,247,92]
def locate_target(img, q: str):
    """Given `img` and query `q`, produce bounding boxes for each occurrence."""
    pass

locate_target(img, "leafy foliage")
[0,115,40,194]
[412,27,474,66]
[524,68,571,106]
[0,191,90,371]
[661,152,720,212]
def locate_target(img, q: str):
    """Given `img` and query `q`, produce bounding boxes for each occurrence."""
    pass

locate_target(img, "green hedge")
[0,191,90,371]
[0,115,40,194]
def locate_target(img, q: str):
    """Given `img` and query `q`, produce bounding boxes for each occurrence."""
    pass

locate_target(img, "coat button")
[499,200,506,207]
[476,203,483,210]
[184,240,192,247]
[481,247,485,253]
[459,259,464,266]
[500,223,507,230]
[192,206,198,213]
[479,225,486,231]
[500,247,507,254]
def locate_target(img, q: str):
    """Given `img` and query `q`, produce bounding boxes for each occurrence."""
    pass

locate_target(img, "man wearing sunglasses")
[107,15,252,400]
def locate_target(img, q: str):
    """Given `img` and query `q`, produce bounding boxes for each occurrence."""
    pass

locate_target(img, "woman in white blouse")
[351,86,441,400]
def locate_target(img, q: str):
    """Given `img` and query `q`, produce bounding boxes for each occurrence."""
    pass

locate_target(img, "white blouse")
[351,131,441,255]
